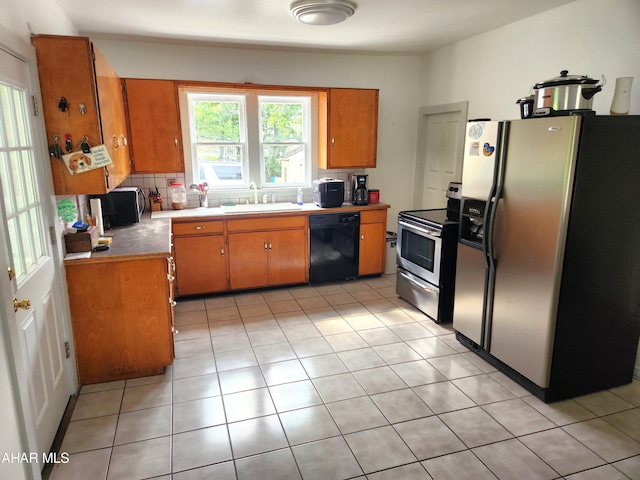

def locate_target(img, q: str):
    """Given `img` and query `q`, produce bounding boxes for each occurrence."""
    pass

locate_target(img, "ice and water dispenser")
[459,199,486,247]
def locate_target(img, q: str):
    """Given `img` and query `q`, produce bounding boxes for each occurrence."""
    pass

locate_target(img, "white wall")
[1,0,76,44]
[93,38,422,229]
[419,0,640,120]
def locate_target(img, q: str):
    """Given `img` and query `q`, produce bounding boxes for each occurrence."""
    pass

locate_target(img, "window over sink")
[181,86,316,191]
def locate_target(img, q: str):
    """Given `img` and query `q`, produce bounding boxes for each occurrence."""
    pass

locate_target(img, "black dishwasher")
[309,212,360,283]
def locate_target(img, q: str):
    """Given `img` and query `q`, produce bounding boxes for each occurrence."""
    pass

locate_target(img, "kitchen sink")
[220,203,303,214]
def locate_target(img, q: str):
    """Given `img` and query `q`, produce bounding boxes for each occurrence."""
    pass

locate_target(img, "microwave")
[89,187,145,229]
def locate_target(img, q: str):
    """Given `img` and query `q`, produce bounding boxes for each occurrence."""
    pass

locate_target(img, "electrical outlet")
[167,178,176,186]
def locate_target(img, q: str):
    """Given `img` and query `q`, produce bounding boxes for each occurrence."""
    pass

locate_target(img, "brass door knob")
[13,298,31,313]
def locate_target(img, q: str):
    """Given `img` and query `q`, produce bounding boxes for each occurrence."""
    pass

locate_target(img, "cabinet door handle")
[361,234,365,240]
[268,242,272,251]
[331,136,335,146]
[264,241,268,252]
[112,134,119,149]
[120,134,127,147]
[174,135,179,148]
[194,225,206,230]
[220,247,224,256]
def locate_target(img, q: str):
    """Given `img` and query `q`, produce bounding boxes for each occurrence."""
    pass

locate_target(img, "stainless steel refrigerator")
[454,115,640,402]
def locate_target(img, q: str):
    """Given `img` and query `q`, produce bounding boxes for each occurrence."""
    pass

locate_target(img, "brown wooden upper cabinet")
[123,79,184,173]
[32,35,130,195]
[319,88,379,169]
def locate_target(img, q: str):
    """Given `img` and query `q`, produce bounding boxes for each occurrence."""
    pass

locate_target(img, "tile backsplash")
[119,169,364,210]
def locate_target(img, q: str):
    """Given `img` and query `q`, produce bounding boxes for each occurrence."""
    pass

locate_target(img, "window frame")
[179,84,319,196]
[187,92,248,188]
[258,94,311,188]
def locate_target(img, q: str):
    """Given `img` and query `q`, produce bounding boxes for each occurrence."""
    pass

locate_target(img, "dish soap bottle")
[297,187,304,205]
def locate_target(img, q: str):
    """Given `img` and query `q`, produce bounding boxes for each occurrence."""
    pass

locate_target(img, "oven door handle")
[398,269,438,293]
[398,220,441,238]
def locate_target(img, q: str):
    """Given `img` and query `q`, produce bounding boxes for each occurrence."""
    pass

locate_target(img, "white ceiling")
[55,0,577,54]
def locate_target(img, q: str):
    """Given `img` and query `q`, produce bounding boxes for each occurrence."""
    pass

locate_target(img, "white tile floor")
[48,275,640,480]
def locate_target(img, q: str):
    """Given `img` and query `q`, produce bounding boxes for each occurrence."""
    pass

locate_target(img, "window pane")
[21,150,37,206]
[13,88,30,147]
[261,102,303,142]
[0,84,14,148]
[9,151,25,210]
[263,144,306,184]
[196,145,243,185]
[7,217,24,277]
[18,212,35,270]
[193,101,241,142]
[0,151,14,215]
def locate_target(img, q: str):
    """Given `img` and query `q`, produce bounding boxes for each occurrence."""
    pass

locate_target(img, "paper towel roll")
[90,198,104,236]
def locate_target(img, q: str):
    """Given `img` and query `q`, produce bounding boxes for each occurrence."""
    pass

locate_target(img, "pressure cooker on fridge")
[532,70,604,117]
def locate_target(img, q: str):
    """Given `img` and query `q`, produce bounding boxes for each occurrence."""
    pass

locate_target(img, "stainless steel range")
[396,183,460,323]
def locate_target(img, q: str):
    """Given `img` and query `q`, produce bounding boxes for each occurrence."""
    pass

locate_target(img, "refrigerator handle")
[487,121,510,266]
[482,189,495,268]
[483,121,509,352]
[487,186,503,266]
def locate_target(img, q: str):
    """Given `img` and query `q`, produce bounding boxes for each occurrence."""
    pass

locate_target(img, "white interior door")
[0,48,73,459]
[414,102,468,209]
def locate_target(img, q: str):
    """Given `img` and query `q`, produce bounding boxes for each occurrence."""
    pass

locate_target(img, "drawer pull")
[194,226,206,230]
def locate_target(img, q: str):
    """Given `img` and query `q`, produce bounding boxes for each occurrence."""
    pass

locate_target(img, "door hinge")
[31,96,39,116]
[64,341,70,358]
[49,226,57,245]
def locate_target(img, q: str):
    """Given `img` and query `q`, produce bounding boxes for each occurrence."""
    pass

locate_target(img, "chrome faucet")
[248,181,258,204]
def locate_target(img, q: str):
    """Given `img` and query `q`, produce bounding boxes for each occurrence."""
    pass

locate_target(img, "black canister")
[516,95,535,118]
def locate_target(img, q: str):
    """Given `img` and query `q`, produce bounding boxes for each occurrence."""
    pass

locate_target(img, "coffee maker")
[351,174,369,205]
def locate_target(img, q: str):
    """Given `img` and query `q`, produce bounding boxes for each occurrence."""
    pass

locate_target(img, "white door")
[0,48,73,459]
[414,102,468,209]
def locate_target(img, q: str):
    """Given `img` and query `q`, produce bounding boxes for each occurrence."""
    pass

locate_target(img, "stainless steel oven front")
[397,217,442,287]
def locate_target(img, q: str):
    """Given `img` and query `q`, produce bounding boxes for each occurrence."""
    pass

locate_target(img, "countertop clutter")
[63,202,389,263]
[64,216,172,263]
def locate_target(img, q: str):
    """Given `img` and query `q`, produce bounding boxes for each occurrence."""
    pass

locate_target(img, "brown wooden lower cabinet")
[66,256,174,385]
[228,225,308,290]
[171,208,388,296]
[173,220,227,295]
[359,209,387,276]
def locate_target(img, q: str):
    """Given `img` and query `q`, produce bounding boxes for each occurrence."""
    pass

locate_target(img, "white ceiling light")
[290,0,357,26]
